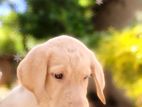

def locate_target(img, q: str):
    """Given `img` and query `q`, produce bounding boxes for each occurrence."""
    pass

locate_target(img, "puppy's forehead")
[47,36,91,59]
[45,36,83,47]
[46,36,91,54]
[46,36,91,73]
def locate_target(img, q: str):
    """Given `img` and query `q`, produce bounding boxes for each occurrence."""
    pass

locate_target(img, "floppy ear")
[17,45,50,96]
[91,52,106,104]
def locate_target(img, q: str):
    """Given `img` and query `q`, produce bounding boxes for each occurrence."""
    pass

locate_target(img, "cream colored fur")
[0,35,105,107]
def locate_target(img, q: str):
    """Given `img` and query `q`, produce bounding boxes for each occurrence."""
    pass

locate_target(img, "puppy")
[0,35,105,107]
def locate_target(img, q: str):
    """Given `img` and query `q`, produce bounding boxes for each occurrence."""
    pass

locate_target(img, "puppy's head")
[17,35,105,107]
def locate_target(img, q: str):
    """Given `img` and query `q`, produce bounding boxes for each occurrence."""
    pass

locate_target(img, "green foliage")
[97,25,142,101]
[18,0,96,39]
[80,31,106,48]
[0,12,24,55]
[0,0,100,52]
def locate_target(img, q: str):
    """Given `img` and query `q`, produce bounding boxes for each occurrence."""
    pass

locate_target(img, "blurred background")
[0,0,142,107]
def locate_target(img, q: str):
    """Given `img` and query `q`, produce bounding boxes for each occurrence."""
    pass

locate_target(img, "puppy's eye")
[83,76,89,80]
[54,73,63,79]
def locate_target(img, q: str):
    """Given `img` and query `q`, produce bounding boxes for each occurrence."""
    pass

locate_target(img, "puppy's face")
[44,47,91,107]
[17,36,105,107]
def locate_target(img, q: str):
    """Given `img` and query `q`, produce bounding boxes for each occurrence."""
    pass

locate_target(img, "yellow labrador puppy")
[0,35,105,107]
